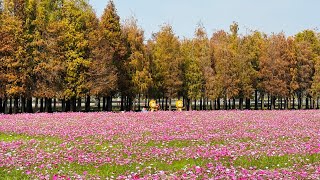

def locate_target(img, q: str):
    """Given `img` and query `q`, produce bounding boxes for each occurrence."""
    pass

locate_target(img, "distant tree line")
[1,0,320,114]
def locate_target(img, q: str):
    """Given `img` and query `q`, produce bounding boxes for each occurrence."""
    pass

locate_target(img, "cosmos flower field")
[1,111,320,179]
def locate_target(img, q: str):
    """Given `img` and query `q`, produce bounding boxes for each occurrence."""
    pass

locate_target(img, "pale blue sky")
[88,0,320,39]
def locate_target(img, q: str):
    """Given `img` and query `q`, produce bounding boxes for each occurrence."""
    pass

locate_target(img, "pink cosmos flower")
[52,174,58,180]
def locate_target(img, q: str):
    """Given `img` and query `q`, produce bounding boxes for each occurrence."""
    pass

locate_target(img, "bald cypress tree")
[151,24,182,111]
[89,1,118,112]
[0,0,26,114]
[259,33,290,109]
[100,0,128,111]
[193,25,212,110]
[45,0,96,112]
[181,39,203,110]
[122,17,152,111]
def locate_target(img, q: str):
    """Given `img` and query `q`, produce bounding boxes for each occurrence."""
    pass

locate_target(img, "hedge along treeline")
[1,0,320,114]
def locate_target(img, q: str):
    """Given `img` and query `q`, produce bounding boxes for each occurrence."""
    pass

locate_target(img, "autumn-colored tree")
[46,0,96,112]
[181,39,203,110]
[0,0,26,114]
[210,30,230,109]
[151,24,183,110]
[32,0,57,113]
[311,55,320,107]
[240,31,265,109]
[0,0,4,112]
[122,17,152,111]
[89,6,117,112]
[100,0,128,111]
[295,30,320,108]
[21,0,40,113]
[259,33,290,109]
[286,37,315,109]
[211,24,248,110]
[193,25,212,110]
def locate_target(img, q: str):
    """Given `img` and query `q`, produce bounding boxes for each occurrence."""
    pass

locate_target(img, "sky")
[88,0,320,40]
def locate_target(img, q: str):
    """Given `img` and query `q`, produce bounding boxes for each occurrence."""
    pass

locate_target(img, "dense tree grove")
[1,0,320,113]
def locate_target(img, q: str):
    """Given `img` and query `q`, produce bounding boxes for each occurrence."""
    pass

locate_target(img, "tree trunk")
[0,98,2,113]
[45,98,53,113]
[125,96,128,111]
[292,96,295,109]
[128,97,133,111]
[62,99,66,112]
[200,98,203,110]
[107,96,112,112]
[305,97,309,109]
[77,97,81,112]
[34,98,38,113]
[194,99,197,110]
[53,98,56,112]
[298,93,302,109]
[70,97,76,112]
[144,96,148,108]
[13,97,19,114]
[162,96,165,111]
[3,97,8,114]
[97,97,101,111]
[260,93,264,110]
[267,95,270,110]
[40,98,44,112]
[102,97,106,111]
[133,96,136,111]
[65,99,71,112]
[187,98,191,111]
[284,98,288,110]
[9,97,13,114]
[228,99,231,110]
[44,98,48,113]
[270,96,274,110]
[245,98,250,110]
[254,90,258,110]
[26,97,33,113]
[239,97,243,110]
[20,97,25,113]
[169,98,172,111]
[317,98,319,109]
[85,95,90,112]
[120,96,124,111]
[202,97,205,110]
[138,94,141,111]
[223,97,227,110]
[44,98,47,112]
[232,98,236,109]
[165,97,168,111]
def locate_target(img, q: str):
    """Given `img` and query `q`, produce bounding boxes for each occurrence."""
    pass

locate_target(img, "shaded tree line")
[1,0,320,114]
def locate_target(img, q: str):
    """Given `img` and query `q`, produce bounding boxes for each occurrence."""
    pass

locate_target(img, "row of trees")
[1,0,320,114]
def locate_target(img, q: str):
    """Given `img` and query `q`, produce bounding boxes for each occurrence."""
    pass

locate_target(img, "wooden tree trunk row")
[0,92,319,114]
